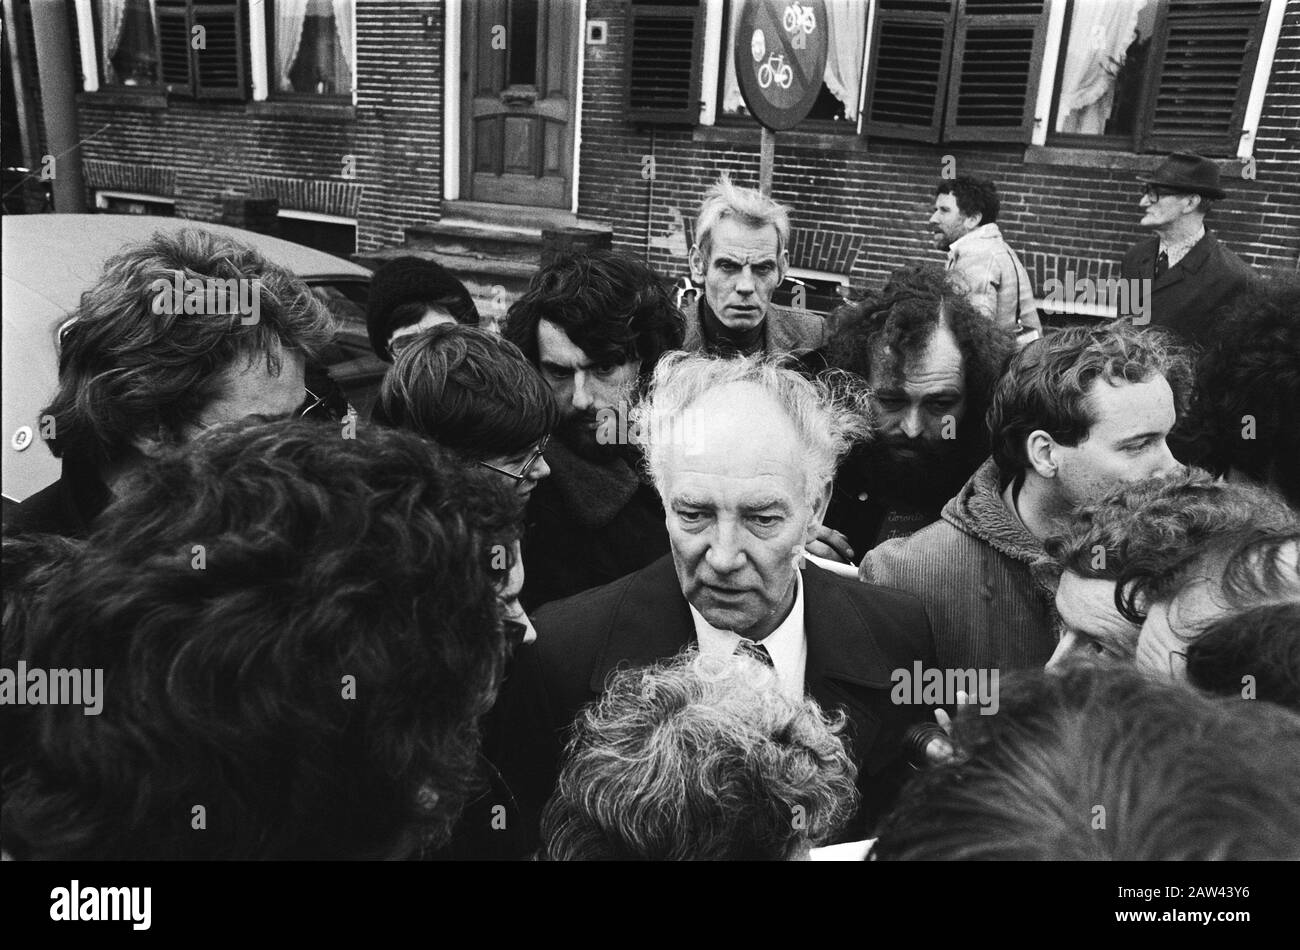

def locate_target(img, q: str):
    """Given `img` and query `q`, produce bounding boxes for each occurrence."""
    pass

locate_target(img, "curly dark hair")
[1177,272,1300,508]
[503,251,685,381]
[1186,603,1300,714]
[1120,525,1300,627]
[872,665,1300,860]
[988,323,1193,487]
[1,419,521,860]
[373,323,559,459]
[935,175,1000,225]
[823,262,1016,451]
[1043,469,1297,591]
[540,651,858,860]
[40,228,335,471]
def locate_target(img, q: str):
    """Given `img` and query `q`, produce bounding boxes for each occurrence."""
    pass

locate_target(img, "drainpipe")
[30,0,87,211]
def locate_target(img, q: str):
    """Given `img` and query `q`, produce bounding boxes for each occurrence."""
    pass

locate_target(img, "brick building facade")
[6,0,1297,311]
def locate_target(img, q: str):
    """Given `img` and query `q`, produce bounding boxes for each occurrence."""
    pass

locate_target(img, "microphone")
[903,721,955,768]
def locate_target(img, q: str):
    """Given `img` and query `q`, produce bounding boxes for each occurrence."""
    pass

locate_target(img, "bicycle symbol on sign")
[782,1,816,35]
[757,52,794,90]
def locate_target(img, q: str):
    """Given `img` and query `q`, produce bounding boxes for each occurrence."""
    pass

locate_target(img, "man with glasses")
[1120,151,1253,345]
[5,228,335,540]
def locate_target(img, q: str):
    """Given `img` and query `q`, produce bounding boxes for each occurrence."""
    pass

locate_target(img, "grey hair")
[540,650,859,860]
[693,172,792,260]
[635,352,872,507]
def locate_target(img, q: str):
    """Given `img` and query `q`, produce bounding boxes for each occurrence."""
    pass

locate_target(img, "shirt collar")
[690,569,806,698]
[1159,225,1206,257]
[949,222,1000,255]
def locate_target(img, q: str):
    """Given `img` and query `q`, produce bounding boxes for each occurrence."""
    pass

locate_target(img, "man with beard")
[860,323,1188,672]
[503,252,685,610]
[819,264,1016,558]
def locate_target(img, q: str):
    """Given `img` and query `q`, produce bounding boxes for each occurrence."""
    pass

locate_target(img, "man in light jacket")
[930,174,1042,340]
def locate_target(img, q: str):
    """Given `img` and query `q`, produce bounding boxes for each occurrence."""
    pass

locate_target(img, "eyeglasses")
[477,435,550,483]
[1141,185,1189,201]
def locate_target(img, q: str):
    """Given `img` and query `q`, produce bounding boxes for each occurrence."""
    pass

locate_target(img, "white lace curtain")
[1055,0,1151,133]
[100,0,155,84]
[723,0,867,120]
[274,0,354,93]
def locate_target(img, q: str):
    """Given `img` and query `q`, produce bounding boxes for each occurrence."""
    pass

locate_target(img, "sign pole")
[759,127,776,197]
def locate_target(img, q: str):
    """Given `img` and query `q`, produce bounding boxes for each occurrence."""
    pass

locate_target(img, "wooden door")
[462,0,576,209]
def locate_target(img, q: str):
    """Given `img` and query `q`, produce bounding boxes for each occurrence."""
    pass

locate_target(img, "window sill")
[77,89,168,109]
[693,124,868,153]
[1024,146,1239,174]
[247,99,356,121]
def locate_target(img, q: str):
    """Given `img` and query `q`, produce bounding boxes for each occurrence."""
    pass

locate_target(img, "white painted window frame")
[93,189,177,211]
[1032,0,1284,158]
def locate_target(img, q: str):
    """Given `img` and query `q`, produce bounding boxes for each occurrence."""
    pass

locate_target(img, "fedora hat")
[1137,151,1226,200]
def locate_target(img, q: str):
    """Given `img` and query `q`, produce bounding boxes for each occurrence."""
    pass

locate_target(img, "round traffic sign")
[733,0,829,132]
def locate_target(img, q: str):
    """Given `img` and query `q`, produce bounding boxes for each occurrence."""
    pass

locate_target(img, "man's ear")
[688,244,706,284]
[778,247,790,281]
[1026,429,1059,479]
[805,480,833,541]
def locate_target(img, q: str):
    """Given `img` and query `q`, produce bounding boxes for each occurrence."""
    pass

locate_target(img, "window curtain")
[331,0,355,92]
[1056,0,1150,133]
[722,0,865,118]
[275,0,310,91]
[823,0,865,121]
[100,0,127,84]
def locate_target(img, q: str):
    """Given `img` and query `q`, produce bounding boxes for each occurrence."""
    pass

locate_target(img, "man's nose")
[704,523,746,575]
[571,372,594,412]
[899,407,925,440]
[1045,631,1080,672]
[735,266,755,295]
[928,210,941,225]
[1150,441,1180,477]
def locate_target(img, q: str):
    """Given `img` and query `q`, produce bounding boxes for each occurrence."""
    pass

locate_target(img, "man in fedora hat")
[1120,151,1253,346]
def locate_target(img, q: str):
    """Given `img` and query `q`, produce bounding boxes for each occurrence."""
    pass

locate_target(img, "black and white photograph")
[1,0,1298,929]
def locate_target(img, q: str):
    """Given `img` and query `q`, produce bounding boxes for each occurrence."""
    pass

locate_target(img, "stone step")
[442,199,579,230]
[405,220,543,263]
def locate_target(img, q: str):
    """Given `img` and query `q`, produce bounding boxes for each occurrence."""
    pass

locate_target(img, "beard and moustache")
[556,408,633,464]
[851,427,987,513]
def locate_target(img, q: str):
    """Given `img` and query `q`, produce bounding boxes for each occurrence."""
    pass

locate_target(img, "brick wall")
[70,2,445,254]
[577,0,1300,294]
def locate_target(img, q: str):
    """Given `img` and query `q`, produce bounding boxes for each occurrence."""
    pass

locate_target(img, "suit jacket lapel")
[587,555,694,693]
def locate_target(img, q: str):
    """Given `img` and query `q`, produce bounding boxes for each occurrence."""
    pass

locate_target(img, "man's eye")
[596,364,622,378]
[677,510,705,524]
[876,398,906,411]
[545,368,573,380]
[755,264,774,276]
[749,514,781,528]
[926,401,956,414]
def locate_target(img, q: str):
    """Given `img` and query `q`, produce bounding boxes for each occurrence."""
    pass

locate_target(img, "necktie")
[1155,249,1169,278]
[734,638,774,668]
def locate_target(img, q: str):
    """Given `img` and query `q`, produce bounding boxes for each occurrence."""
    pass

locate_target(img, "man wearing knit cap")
[365,256,479,362]
[1120,151,1253,346]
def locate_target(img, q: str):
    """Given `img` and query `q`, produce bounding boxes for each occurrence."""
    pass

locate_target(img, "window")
[97,0,160,87]
[1049,0,1269,155]
[277,209,357,258]
[625,0,706,125]
[717,0,867,129]
[94,190,176,215]
[270,0,355,99]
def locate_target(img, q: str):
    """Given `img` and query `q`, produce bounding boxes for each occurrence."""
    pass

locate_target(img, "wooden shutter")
[1140,0,1268,155]
[625,0,704,126]
[191,3,246,100]
[863,0,956,143]
[156,1,193,95]
[942,0,1048,142]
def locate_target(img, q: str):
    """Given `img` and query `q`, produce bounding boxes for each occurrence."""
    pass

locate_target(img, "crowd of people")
[3,153,1298,861]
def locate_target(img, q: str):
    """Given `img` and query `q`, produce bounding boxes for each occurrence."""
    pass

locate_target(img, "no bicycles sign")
[734,0,829,132]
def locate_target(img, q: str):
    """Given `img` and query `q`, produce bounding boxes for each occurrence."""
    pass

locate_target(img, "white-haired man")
[683,176,826,357]
[492,353,937,851]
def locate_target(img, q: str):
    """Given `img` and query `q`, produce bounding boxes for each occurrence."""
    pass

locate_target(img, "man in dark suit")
[493,353,938,852]
[1120,151,1253,347]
